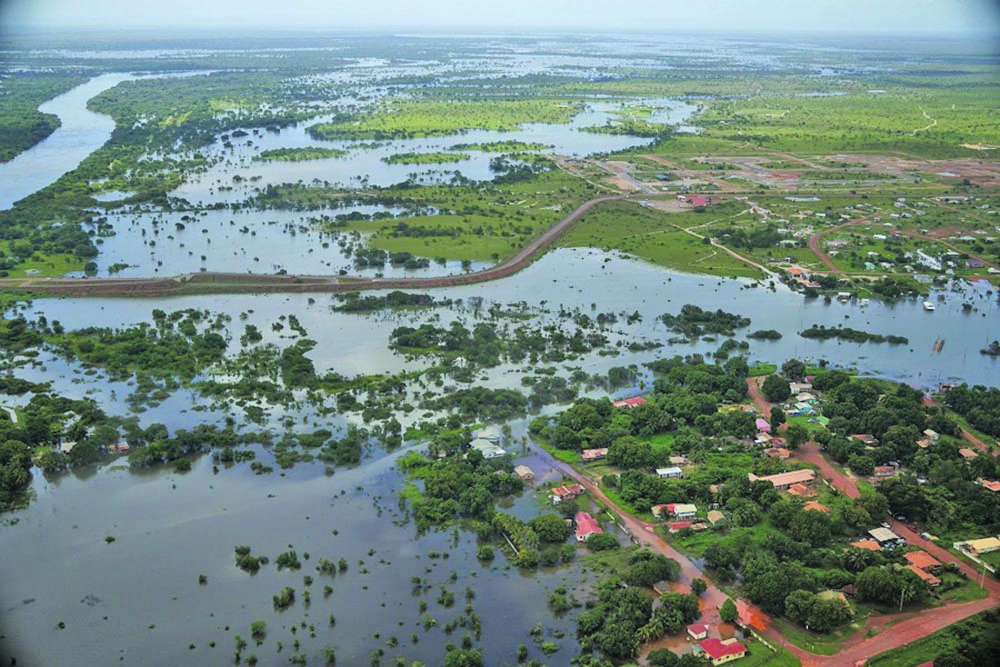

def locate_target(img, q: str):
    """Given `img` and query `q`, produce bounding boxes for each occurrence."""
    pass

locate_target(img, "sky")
[1,0,999,35]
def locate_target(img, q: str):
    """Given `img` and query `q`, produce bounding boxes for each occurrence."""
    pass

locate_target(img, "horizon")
[2,0,999,39]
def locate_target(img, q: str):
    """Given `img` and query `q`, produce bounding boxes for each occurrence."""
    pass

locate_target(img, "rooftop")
[904,550,941,571]
[698,638,747,661]
[869,527,902,543]
[750,469,816,487]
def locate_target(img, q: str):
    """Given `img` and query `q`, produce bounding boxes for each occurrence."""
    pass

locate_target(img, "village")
[498,365,1000,666]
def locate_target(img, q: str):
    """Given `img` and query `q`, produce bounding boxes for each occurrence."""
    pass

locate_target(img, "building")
[960,448,978,460]
[707,510,726,526]
[551,484,584,503]
[765,447,791,460]
[581,448,608,462]
[666,503,697,520]
[687,623,710,640]
[922,429,940,443]
[574,512,603,542]
[470,437,506,459]
[904,550,941,571]
[789,382,813,394]
[905,564,941,587]
[669,455,689,466]
[869,527,905,549]
[755,418,771,433]
[612,397,647,409]
[696,638,747,666]
[656,467,684,479]
[874,465,896,478]
[786,482,813,497]
[850,540,883,552]
[651,504,670,519]
[514,465,535,482]
[966,536,1000,556]
[804,501,830,513]
[748,469,816,490]
[850,434,879,446]
[978,479,1000,493]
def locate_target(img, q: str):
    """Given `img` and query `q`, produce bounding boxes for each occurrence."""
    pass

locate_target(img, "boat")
[858,299,870,307]
[923,301,936,311]
[932,338,945,352]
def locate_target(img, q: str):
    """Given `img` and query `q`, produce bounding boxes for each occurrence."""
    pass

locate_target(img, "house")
[869,527,905,549]
[966,536,1000,556]
[874,465,896,478]
[707,510,726,526]
[695,638,747,666]
[765,447,791,460]
[59,441,76,454]
[905,564,941,587]
[789,381,813,394]
[904,550,941,571]
[755,418,771,433]
[667,503,698,520]
[687,623,710,640]
[786,482,814,497]
[656,467,684,479]
[959,448,978,460]
[669,521,694,533]
[804,501,831,513]
[850,434,879,446]
[669,455,689,466]
[651,504,671,519]
[575,512,603,542]
[551,484,584,503]
[748,469,816,490]
[796,392,817,403]
[916,438,933,449]
[470,437,506,459]
[476,426,501,442]
[977,479,1000,493]
[581,447,608,462]
[850,540,883,551]
[684,196,710,207]
[922,429,940,443]
[514,465,535,482]
[612,397,647,409]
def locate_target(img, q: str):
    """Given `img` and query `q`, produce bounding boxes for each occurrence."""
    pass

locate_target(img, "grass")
[867,609,1000,667]
[772,617,858,656]
[558,200,764,279]
[382,152,470,165]
[731,640,802,667]
[4,249,83,278]
[256,147,346,162]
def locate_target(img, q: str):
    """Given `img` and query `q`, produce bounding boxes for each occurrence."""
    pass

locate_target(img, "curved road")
[1,194,626,298]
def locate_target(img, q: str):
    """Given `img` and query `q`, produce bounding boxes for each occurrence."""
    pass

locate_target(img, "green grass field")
[558,200,764,279]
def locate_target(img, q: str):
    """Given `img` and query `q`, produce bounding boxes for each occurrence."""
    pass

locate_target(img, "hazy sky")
[2,0,999,35]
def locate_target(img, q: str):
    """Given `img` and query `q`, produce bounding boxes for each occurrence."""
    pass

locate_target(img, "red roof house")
[575,512,603,542]
[684,196,710,207]
[551,484,583,503]
[755,418,771,433]
[696,638,747,665]
[687,623,710,640]
[612,397,647,409]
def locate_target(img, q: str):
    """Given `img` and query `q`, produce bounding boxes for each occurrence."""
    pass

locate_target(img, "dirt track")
[0,194,626,298]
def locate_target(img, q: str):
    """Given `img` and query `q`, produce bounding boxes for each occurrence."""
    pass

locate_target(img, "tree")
[691,578,707,596]
[444,648,484,667]
[720,598,738,623]
[528,513,572,543]
[761,375,791,403]
[770,407,786,427]
[586,533,620,552]
[607,435,654,470]
[647,648,679,667]
[848,454,875,477]
[781,359,806,380]
[785,423,809,449]
[855,566,899,605]
[784,589,816,628]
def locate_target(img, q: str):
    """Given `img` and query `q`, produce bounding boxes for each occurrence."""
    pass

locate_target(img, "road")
[0,194,626,298]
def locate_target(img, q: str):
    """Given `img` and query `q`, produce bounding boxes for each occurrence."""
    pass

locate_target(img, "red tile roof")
[698,637,747,660]
[850,540,882,551]
[575,512,602,540]
[552,484,583,498]
[612,397,647,408]
[904,550,941,571]
[803,501,831,513]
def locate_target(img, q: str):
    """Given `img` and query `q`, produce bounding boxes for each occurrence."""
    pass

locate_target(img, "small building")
[667,503,697,520]
[651,504,670,519]
[959,448,978,460]
[874,465,896,478]
[850,434,879,446]
[786,482,813,497]
[922,429,940,443]
[755,418,771,433]
[669,455,689,466]
[574,512,603,542]
[764,447,791,460]
[581,447,608,462]
[789,382,813,394]
[978,479,1000,493]
[656,467,684,479]
[804,501,830,513]
[904,550,941,571]
[916,438,933,449]
[749,469,816,490]
[612,397,647,409]
[850,540,883,552]
[695,638,747,666]
[669,521,693,533]
[470,437,506,459]
[707,510,726,526]
[687,623,710,640]
[905,564,941,587]
[59,441,76,454]
[551,484,584,503]
[966,536,1000,555]
[869,527,904,549]
[514,465,535,482]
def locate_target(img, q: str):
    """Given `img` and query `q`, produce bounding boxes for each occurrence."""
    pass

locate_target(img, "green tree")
[606,435,654,469]
[690,578,707,596]
[848,454,875,477]
[528,513,572,543]
[770,406,786,427]
[720,598,738,623]
[761,375,791,403]
[785,423,809,449]
[781,359,806,380]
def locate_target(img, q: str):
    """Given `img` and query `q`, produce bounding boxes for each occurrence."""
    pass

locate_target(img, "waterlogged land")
[0,30,999,667]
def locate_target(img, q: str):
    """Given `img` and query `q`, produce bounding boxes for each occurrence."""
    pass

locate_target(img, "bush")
[586,533,620,552]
